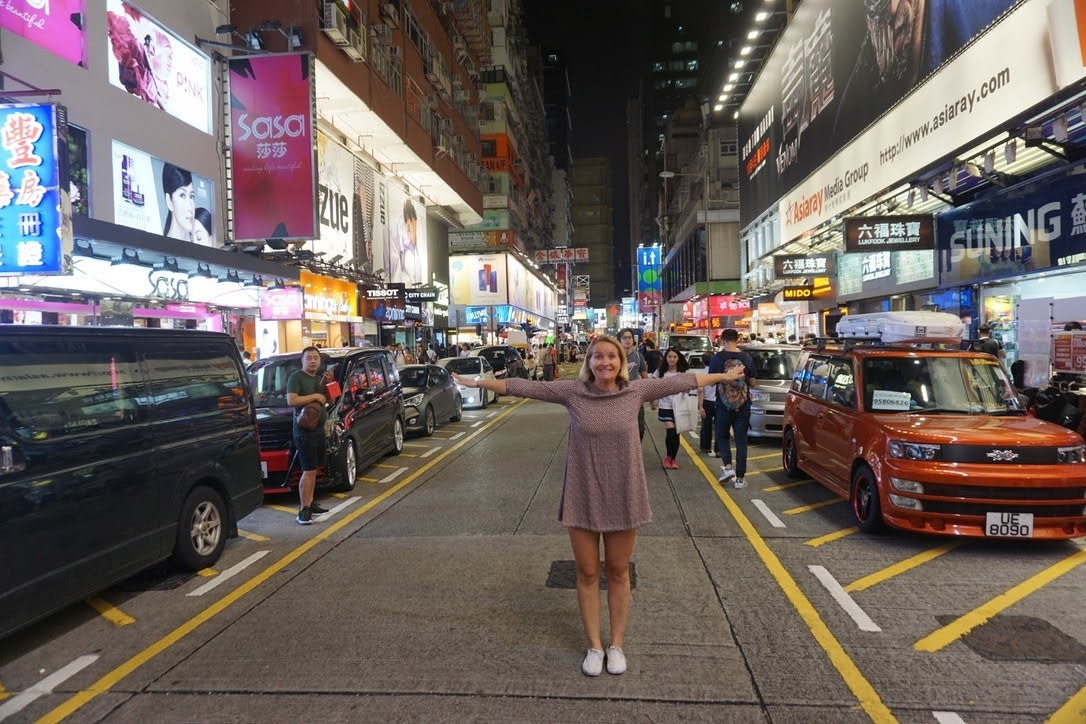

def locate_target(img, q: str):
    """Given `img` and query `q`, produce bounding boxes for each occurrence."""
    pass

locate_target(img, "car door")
[816,358,858,494]
[430,365,455,419]
[791,355,833,480]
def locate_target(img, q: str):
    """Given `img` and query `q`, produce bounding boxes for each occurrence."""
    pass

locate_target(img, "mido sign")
[782,286,814,300]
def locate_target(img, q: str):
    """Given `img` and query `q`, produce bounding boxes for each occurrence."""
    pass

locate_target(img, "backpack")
[717,357,750,410]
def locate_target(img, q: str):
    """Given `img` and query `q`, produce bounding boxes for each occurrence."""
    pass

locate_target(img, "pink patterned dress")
[506,374,698,532]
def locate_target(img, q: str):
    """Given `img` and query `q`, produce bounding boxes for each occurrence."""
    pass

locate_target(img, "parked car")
[740,344,802,439]
[248,348,404,493]
[438,356,498,408]
[782,311,1086,539]
[399,364,463,435]
[666,333,715,364]
[470,345,526,380]
[0,326,263,639]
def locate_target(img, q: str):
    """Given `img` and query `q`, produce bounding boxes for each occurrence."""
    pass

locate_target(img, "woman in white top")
[654,346,690,469]
[696,351,718,455]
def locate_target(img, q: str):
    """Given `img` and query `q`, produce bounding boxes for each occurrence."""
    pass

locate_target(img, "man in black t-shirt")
[707,329,758,488]
[975,323,1005,360]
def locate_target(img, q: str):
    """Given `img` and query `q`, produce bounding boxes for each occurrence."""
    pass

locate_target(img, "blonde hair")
[577,335,630,387]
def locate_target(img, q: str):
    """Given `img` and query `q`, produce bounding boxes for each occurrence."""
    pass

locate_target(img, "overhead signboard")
[534,247,590,263]
[844,215,934,253]
[1,0,86,66]
[773,254,835,278]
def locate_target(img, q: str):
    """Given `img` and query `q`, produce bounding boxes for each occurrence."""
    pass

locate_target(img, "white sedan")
[437,356,499,409]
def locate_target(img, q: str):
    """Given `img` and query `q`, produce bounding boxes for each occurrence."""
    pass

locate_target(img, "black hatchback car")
[248,348,405,493]
[470,345,526,380]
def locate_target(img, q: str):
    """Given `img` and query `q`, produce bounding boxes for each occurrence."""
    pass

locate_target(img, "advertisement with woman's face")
[111,140,216,245]
[370,177,429,287]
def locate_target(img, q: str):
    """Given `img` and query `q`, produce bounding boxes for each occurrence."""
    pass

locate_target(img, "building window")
[719,140,738,156]
[481,139,497,157]
[674,77,697,89]
[685,60,699,71]
[652,61,665,72]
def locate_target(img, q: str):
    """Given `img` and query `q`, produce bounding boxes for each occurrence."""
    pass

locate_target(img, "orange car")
[781,313,1086,540]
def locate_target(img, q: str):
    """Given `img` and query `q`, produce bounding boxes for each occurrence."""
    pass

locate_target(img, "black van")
[0,326,263,639]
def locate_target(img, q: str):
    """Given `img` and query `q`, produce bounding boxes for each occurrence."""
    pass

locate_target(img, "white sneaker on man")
[734,477,748,489]
[718,464,736,482]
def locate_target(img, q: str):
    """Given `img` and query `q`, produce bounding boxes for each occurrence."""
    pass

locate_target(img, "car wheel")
[782,429,804,479]
[388,417,405,456]
[336,438,358,492]
[851,465,886,533]
[171,486,226,571]
[450,395,463,422]
[422,405,436,436]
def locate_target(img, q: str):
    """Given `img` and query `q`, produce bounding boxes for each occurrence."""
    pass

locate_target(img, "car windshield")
[248,357,343,408]
[670,336,713,352]
[399,367,428,388]
[443,358,482,375]
[748,348,800,380]
[862,356,1024,414]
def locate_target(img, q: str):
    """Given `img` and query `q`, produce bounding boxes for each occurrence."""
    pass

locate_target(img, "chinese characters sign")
[0,104,71,275]
[773,254,834,278]
[637,245,662,313]
[533,247,590,263]
[1052,331,1086,374]
[860,251,892,282]
[844,215,933,253]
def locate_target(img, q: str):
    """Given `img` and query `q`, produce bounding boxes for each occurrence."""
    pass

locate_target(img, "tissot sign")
[844,215,933,253]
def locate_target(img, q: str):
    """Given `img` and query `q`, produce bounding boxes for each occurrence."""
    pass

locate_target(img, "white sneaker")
[718,464,736,482]
[582,647,604,676]
[606,645,627,675]
[734,477,747,489]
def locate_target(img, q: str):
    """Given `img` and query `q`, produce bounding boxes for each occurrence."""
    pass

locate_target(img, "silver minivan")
[741,344,802,439]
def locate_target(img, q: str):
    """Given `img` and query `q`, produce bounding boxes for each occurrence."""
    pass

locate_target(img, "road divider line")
[764,480,813,492]
[915,548,1086,653]
[933,711,967,723]
[810,565,882,632]
[751,499,786,528]
[379,467,407,484]
[0,654,98,722]
[420,446,440,458]
[187,551,270,597]
[845,542,965,593]
[1049,683,1086,723]
[784,498,843,515]
[805,527,860,547]
[678,436,894,722]
[83,598,135,627]
[38,397,531,724]
[237,529,269,542]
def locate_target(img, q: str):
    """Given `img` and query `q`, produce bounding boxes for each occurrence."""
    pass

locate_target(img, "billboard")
[636,244,662,313]
[313,132,362,263]
[105,0,212,134]
[776,0,1086,241]
[259,286,304,320]
[369,175,429,286]
[843,215,934,253]
[449,253,508,305]
[0,104,72,275]
[1,0,85,65]
[111,140,216,245]
[773,254,835,279]
[737,0,1018,227]
[228,53,317,242]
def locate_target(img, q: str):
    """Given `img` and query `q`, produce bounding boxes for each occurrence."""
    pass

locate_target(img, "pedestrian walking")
[618,328,649,440]
[696,351,717,456]
[543,343,558,381]
[654,346,690,469]
[451,335,743,677]
[286,346,331,524]
[708,328,758,488]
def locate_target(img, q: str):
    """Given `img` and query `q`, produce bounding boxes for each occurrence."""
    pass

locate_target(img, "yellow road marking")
[805,527,860,547]
[196,568,217,577]
[83,597,135,627]
[915,548,1086,653]
[40,398,531,724]
[784,498,843,515]
[679,437,895,723]
[749,465,783,476]
[237,529,269,542]
[764,480,813,492]
[0,681,9,701]
[397,453,418,458]
[329,493,349,499]
[845,542,965,593]
[402,443,428,448]
[371,463,400,469]
[1048,683,1086,723]
[748,452,780,461]
[358,477,380,483]
[263,504,296,514]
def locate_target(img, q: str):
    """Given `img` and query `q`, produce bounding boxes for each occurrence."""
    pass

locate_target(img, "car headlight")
[887,440,941,461]
[405,393,423,407]
[749,389,771,403]
[1057,445,1086,463]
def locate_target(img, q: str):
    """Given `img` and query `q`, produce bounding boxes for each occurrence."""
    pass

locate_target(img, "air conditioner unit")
[343,27,366,62]
[322,0,350,46]
[381,2,400,28]
[370,23,390,36]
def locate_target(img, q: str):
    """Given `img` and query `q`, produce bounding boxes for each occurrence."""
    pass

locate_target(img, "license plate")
[260,461,268,479]
[985,512,1034,538]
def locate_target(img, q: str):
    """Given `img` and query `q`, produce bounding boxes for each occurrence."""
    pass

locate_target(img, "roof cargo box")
[835,311,965,343]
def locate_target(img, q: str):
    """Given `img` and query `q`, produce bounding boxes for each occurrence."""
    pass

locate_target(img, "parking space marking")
[195,568,217,577]
[372,463,400,469]
[320,496,361,517]
[748,451,780,461]
[764,480,813,492]
[915,547,1086,653]
[187,551,270,597]
[750,465,783,476]
[420,446,440,458]
[263,504,296,515]
[83,598,135,628]
[805,527,860,547]
[396,453,418,458]
[844,542,965,593]
[810,565,882,632]
[0,683,8,701]
[379,467,407,484]
[402,442,428,448]
[448,431,466,440]
[0,654,98,722]
[751,499,787,528]
[932,712,966,724]
[358,476,380,483]
[237,529,269,542]
[784,498,843,515]
[471,420,486,428]
[1050,684,1086,723]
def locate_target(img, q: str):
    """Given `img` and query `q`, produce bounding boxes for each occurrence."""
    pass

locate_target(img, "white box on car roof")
[835,311,965,344]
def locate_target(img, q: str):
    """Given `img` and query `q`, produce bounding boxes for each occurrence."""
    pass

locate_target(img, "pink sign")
[259,287,304,320]
[228,54,317,242]
[0,0,85,66]
[709,295,751,316]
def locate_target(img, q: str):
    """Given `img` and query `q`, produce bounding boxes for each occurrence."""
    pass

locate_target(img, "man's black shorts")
[293,428,327,471]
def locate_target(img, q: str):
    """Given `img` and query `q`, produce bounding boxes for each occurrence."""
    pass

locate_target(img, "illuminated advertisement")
[111,140,216,245]
[105,0,212,134]
[0,0,85,65]
[259,286,304,320]
[0,104,72,275]
[300,270,356,317]
[636,245,662,313]
[843,215,934,253]
[369,175,429,286]
[228,53,317,242]
[314,132,357,263]
[449,253,507,305]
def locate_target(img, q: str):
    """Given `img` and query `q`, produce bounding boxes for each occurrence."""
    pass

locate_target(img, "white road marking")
[448,431,466,440]
[751,499,786,528]
[420,446,440,457]
[809,565,882,632]
[380,467,407,483]
[471,420,485,428]
[187,551,270,597]
[0,654,99,721]
[320,496,360,517]
[932,713,967,724]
